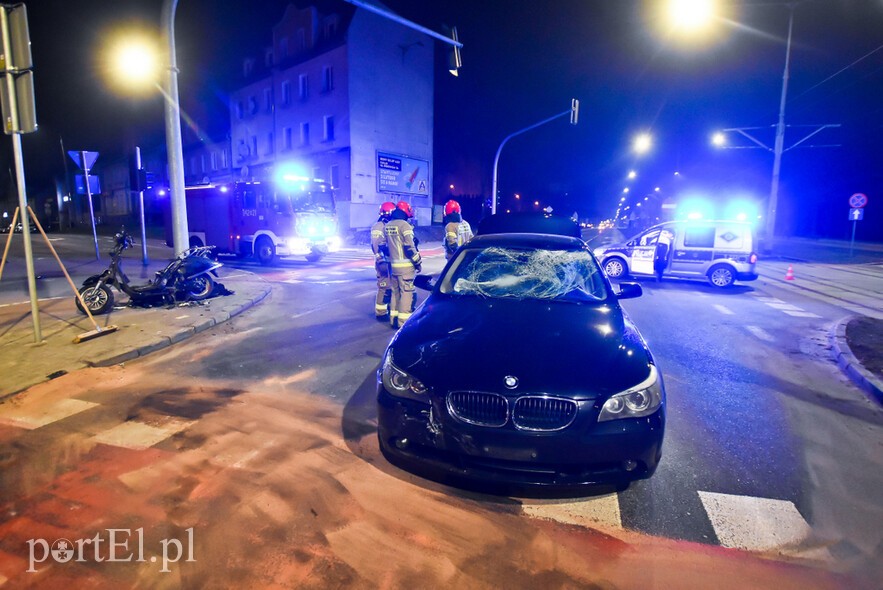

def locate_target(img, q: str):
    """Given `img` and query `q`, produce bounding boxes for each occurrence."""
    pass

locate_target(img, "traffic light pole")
[491,101,579,215]
[134,146,149,264]
[0,7,40,343]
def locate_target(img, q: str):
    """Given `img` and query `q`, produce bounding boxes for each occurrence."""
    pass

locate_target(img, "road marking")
[745,326,775,342]
[0,296,66,308]
[782,310,822,318]
[522,493,623,532]
[698,491,830,559]
[764,302,803,311]
[0,398,98,429]
[91,419,193,450]
[713,304,734,315]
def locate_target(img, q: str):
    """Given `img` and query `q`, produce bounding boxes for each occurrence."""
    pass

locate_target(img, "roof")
[476,213,582,238]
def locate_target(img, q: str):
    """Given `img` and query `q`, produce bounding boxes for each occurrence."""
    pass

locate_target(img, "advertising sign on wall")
[377,151,429,196]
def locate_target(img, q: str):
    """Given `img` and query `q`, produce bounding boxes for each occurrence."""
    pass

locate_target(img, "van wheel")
[255,237,276,266]
[603,257,628,279]
[708,264,735,288]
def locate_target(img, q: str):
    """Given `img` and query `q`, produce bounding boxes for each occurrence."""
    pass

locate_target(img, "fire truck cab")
[170,177,341,265]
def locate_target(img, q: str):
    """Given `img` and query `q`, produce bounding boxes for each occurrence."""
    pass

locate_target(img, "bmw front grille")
[447,392,578,431]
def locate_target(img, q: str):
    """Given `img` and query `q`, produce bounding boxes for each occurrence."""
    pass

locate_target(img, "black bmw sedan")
[377,231,665,491]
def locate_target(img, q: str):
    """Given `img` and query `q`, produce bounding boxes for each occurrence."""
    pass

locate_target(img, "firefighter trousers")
[374,262,391,318]
[389,268,416,327]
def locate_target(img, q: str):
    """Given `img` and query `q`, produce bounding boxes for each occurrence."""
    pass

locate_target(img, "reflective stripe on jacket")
[385,218,421,272]
[371,220,388,262]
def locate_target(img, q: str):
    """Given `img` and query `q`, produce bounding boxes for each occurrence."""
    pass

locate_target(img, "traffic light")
[570,98,579,126]
[448,26,461,77]
[129,153,147,191]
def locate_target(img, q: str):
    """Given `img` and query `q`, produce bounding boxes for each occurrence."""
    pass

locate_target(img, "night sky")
[7,0,883,239]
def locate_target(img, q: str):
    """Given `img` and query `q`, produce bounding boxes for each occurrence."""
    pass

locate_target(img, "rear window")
[439,246,608,302]
[683,226,715,248]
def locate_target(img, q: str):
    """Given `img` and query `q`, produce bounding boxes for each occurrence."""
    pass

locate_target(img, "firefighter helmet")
[397,201,413,218]
[379,201,396,219]
[444,200,461,215]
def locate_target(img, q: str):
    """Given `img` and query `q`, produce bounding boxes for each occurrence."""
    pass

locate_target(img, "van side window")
[684,227,715,248]
[639,230,661,246]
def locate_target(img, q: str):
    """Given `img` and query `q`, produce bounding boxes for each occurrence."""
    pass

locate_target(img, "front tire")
[603,257,628,279]
[255,237,276,266]
[708,264,736,288]
[76,284,114,315]
[183,274,215,301]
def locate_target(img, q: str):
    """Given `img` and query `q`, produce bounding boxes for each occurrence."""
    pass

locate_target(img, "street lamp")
[711,132,726,147]
[633,133,652,154]
[627,170,637,179]
[161,0,189,256]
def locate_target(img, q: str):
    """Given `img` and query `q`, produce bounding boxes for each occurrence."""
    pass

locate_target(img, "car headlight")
[381,351,429,403]
[598,364,663,422]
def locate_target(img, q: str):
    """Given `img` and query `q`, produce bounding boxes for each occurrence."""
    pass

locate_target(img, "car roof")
[476,213,582,238]
[465,232,587,250]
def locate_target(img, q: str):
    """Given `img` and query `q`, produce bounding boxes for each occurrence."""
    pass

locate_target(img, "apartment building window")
[236,101,244,119]
[283,127,293,150]
[312,167,322,181]
[297,28,306,51]
[265,48,274,68]
[251,136,258,158]
[279,36,289,58]
[323,17,338,39]
[281,81,291,106]
[298,74,308,100]
[248,97,258,115]
[266,132,275,155]
[330,164,340,189]
[323,115,334,142]
[200,155,206,173]
[321,66,333,93]
[264,88,273,112]
[222,148,229,168]
[211,151,219,171]
[300,123,310,146]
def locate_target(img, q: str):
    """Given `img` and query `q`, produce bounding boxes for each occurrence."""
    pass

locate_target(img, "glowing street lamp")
[623,187,630,193]
[711,131,726,147]
[633,133,652,154]
[627,170,637,179]
[666,0,717,33]
[106,36,159,92]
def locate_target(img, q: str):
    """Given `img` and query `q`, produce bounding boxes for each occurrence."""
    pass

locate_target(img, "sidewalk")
[0,267,271,400]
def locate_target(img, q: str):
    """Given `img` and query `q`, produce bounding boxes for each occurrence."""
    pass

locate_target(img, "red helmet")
[379,201,396,218]
[444,200,461,215]
[397,201,413,218]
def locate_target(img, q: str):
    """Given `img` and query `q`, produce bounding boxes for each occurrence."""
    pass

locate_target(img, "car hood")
[389,295,653,400]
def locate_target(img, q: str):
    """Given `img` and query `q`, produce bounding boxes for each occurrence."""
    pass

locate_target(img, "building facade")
[229,3,434,231]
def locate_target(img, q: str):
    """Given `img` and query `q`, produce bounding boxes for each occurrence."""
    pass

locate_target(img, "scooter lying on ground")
[76,229,224,315]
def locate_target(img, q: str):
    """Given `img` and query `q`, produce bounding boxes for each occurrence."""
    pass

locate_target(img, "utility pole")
[161,0,189,255]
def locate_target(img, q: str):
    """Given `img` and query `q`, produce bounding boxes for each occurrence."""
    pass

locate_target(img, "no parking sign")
[848,193,868,208]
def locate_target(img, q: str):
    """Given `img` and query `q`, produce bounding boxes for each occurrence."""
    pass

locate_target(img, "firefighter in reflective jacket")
[442,199,473,259]
[384,201,422,328]
[371,202,396,320]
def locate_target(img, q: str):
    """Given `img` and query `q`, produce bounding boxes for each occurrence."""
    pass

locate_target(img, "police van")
[593,220,758,288]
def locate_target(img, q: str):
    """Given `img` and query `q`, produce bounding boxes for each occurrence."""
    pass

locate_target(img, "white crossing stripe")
[782,310,822,318]
[745,326,775,342]
[713,304,735,315]
[522,494,623,533]
[698,491,831,559]
[765,302,803,311]
[91,419,194,450]
[0,398,98,429]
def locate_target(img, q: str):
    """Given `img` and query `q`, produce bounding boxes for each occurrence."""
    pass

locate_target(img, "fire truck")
[167,176,341,264]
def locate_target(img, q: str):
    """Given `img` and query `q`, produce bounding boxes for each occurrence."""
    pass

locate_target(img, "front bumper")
[377,386,664,491]
[281,235,342,256]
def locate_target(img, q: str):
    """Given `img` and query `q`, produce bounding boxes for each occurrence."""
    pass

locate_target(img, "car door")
[629,228,660,275]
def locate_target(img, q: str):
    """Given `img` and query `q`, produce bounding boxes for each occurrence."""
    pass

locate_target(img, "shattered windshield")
[440,246,608,302]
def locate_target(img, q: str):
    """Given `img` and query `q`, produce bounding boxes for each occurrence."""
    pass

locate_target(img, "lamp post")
[161,0,189,255]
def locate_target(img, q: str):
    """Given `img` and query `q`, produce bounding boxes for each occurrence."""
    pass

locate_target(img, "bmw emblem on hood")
[503,375,519,389]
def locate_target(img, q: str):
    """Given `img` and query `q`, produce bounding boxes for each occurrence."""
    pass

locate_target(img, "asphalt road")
[1,233,880,586]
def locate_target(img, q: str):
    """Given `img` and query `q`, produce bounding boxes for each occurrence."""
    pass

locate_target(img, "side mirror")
[616,282,642,300]
[414,274,434,291]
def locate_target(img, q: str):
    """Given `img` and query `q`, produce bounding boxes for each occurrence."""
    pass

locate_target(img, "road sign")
[68,150,98,171]
[75,174,101,195]
[848,193,868,208]
[849,208,864,221]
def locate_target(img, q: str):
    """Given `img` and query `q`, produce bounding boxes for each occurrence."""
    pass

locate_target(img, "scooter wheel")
[76,285,114,315]
[184,275,215,301]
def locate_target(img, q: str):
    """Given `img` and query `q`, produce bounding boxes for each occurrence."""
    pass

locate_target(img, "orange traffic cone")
[784,265,795,281]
